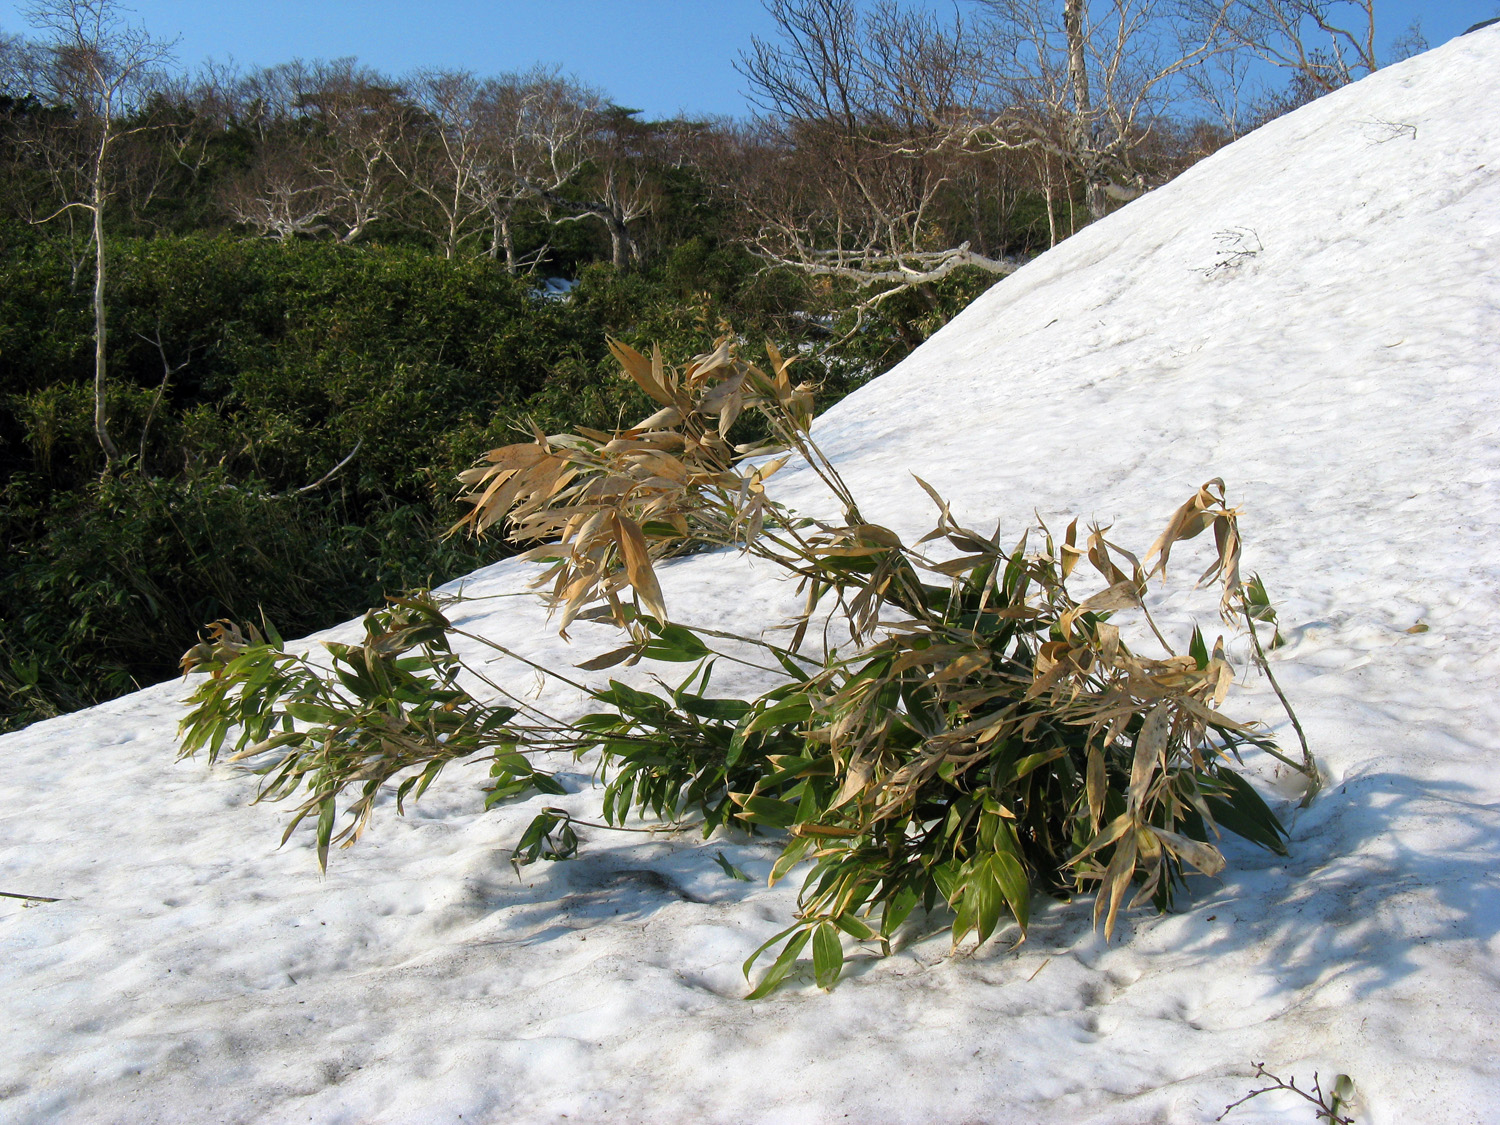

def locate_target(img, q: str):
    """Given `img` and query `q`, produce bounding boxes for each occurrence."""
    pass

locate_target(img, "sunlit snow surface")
[5,28,1500,1125]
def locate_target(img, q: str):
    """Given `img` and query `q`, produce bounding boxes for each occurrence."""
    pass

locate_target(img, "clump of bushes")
[179,339,1314,995]
[1,233,936,731]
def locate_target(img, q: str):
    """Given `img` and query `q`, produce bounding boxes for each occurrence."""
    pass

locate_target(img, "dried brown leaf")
[1127,703,1170,813]
[613,512,668,621]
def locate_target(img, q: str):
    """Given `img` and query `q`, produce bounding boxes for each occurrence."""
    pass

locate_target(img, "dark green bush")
[0,214,1006,731]
[0,465,488,729]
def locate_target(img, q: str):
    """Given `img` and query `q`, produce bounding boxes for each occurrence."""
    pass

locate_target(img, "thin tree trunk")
[1063,0,1109,223]
[1043,161,1058,249]
[501,213,517,273]
[446,184,462,259]
[1063,0,1091,142]
[90,143,119,467]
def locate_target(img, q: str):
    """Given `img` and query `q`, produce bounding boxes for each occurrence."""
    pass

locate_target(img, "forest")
[0,0,1401,731]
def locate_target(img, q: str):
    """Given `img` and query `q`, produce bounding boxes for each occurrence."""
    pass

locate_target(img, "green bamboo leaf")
[676,695,752,722]
[484,780,533,808]
[932,859,963,905]
[745,695,812,733]
[478,707,519,731]
[832,912,875,941]
[490,751,529,776]
[742,921,802,979]
[773,648,812,678]
[714,851,752,881]
[745,927,811,999]
[738,795,798,828]
[286,701,337,724]
[412,759,445,802]
[315,795,336,873]
[769,837,813,884]
[1204,771,1288,854]
[512,811,560,863]
[1011,746,1066,780]
[971,859,1007,943]
[726,716,753,768]
[643,622,711,660]
[988,848,1031,932]
[530,772,569,796]
[1189,626,1209,670]
[811,921,844,990]
[880,886,920,938]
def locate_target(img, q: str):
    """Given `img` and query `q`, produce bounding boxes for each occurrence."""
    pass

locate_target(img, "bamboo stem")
[1241,598,1318,804]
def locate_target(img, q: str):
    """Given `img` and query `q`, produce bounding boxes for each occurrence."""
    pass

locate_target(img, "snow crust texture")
[4,27,1500,1125]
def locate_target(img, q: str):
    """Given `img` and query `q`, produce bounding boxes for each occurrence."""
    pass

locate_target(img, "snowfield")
[5,26,1500,1125]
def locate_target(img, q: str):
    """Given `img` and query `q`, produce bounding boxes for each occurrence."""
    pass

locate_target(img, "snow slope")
[5,26,1500,1125]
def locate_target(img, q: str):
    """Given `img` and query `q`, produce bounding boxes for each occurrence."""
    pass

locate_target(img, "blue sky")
[1,1,1496,120]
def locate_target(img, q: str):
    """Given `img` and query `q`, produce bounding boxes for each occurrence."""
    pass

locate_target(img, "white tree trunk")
[90,138,119,466]
[1063,0,1110,222]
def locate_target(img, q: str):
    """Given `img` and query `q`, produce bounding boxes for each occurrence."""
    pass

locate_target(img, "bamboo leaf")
[576,645,640,671]
[1128,704,1171,813]
[609,338,673,404]
[613,512,668,621]
[812,921,844,990]
[745,927,811,999]
[714,851,752,881]
[315,795,336,873]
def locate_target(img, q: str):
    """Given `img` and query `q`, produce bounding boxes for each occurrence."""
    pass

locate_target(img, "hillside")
[3,25,1499,1125]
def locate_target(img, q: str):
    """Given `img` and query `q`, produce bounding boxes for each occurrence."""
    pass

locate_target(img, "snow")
[533,276,578,301]
[5,26,1500,1124]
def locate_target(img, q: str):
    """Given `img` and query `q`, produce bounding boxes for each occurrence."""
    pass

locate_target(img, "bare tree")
[734,0,1234,308]
[470,68,599,271]
[379,67,618,269]
[222,137,340,240]
[5,0,174,467]
[224,59,407,244]
[290,63,406,243]
[394,69,494,258]
[0,34,61,225]
[737,0,1017,305]
[1204,1,1378,98]
[1181,25,1259,138]
[972,0,1234,220]
[552,103,662,270]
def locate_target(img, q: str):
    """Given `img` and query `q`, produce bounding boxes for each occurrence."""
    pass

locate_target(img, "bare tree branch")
[290,439,363,496]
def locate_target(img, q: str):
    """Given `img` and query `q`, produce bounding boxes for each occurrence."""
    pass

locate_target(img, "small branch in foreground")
[1218,1062,1356,1124]
[1,891,60,902]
